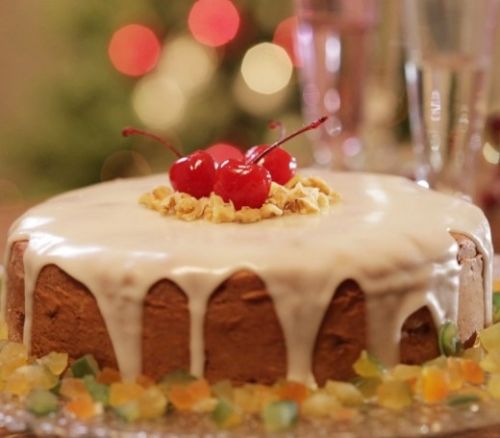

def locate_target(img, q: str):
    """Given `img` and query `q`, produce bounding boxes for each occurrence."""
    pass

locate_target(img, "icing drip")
[3,170,494,383]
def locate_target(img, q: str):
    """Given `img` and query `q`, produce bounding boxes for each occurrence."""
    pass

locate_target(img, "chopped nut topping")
[139,175,340,224]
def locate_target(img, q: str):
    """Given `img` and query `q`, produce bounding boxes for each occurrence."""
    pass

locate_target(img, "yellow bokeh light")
[233,72,290,116]
[241,42,293,95]
[132,74,186,130]
[158,35,217,96]
[482,142,500,165]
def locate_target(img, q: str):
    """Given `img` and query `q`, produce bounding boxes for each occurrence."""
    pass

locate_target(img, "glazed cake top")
[5,169,493,384]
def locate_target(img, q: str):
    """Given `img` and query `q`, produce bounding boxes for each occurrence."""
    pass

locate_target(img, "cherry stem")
[268,120,285,141]
[251,116,328,164]
[122,127,182,158]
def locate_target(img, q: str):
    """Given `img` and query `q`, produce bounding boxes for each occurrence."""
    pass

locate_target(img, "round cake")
[2,169,493,386]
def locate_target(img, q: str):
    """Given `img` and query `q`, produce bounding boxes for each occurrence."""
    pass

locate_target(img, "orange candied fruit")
[460,359,484,385]
[169,379,211,411]
[277,381,309,404]
[109,382,145,407]
[66,394,97,420]
[97,367,122,385]
[60,378,89,400]
[421,366,449,403]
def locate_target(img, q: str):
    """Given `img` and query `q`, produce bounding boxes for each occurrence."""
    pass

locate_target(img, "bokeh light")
[108,24,161,77]
[482,142,500,165]
[158,35,217,95]
[273,16,300,67]
[233,72,290,116]
[241,43,293,95]
[101,150,151,182]
[188,0,240,47]
[132,75,186,130]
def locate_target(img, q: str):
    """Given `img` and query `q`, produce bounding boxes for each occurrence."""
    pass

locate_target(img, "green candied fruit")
[211,398,241,429]
[114,401,140,422]
[261,400,298,432]
[26,389,59,417]
[83,375,110,405]
[493,294,500,324]
[438,321,462,357]
[70,354,99,378]
[447,394,480,407]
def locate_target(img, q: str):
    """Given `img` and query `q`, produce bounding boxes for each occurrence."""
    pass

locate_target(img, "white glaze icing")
[3,169,493,384]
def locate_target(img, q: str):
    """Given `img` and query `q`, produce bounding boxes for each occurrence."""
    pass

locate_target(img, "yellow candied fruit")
[324,380,363,407]
[5,365,58,396]
[276,381,309,405]
[233,384,278,414]
[109,382,145,407]
[478,323,500,353]
[377,380,412,410]
[169,379,211,411]
[480,350,500,374]
[420,366,450,403]
[301,391,341,418]
[0,342,28,377]
[66,393,98,420]
[138,386,167,419]
[353,351,383,378]
[391,364,422,383]
[487,374,500,399]
[38,352,68,376]
[60,378,89,400]
[446,358,465,391]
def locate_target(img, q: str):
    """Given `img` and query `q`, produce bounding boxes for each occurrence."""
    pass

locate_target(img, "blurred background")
[0,0,499,249]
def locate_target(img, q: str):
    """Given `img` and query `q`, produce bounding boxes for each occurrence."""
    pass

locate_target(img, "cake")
[2,169,493,387]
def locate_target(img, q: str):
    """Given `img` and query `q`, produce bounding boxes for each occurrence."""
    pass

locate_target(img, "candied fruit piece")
[446,358,465,391]
[480,350,500,373]
[70,354,99,378]
[462,345,484,363]
[66,394,97,420]
[277,381,309,404]
[460,359,484,385]
[160,369,196,390]
[261,400,298,432]
[487,374,500,399]
[60,378,89,400]
[353,351,383,378]
[138,386,167,419]
[109,382,145,407]
[421,366,450,403]
[353,377,382,399]
[5,365,58,396]
[97,367,122,384]
[324,380,363,406]
[38,352,68,376]
[233,384,278,414]
[212,380,233,401]
[26,389,59,417]
[212,398,243,429]
[438,321,462,356]
[391,364,421,387]
[83,375,110,405]
[169,379,211,411]
[301,391,340,418]
[479,323,500,352]
[0,342,28,376]
[114,401,140,422]
[377,380,412,410]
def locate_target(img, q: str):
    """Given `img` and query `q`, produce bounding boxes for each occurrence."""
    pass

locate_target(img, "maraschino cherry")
[215,116,328,209]
[245,116,327,185]
[122,127,216,199]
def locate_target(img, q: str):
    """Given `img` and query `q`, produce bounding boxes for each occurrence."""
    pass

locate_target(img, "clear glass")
[403,0,499,198]
[294,0,378,169]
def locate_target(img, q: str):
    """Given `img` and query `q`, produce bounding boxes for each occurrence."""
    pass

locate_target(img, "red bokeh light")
[205,143,244,166]
[188,0,240,47]
[108,24,161,77]
[273,16,300,67]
